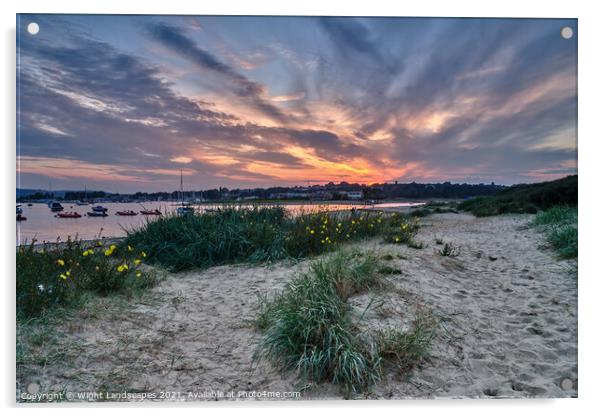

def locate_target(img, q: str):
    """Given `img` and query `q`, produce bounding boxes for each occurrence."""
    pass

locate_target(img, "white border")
[3,1,600,415]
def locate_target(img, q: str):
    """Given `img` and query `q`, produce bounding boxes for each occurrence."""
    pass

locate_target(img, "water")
[16,201,424,244]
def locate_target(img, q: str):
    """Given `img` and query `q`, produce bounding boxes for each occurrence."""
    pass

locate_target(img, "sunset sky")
[17,15,577,192]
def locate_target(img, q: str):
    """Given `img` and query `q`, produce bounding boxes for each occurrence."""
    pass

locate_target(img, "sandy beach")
[17,213,577,400]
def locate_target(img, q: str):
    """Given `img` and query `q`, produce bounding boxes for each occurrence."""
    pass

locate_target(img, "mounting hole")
[27,22,39,35]
[561,26,573,39]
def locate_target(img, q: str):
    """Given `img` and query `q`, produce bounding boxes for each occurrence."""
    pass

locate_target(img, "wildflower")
[321,240,325,244]
[96,241,103,246]
[377,218,382,223]
[66,270,71,277]
[104,248,113,256]
[352,220,356,224]
[117,264,129,273]
[127,245,133,252]
[141,251,147,258]
[95,266,100,271]
[395,237,400,243]
[136,272,142,278]
[82,249,93,257]
[59,273,67,280]
[310,230,315,235]
[56,259,65,267]
[134,259,141,265]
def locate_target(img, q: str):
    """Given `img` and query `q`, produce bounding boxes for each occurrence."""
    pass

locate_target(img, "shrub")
[459,175,577,216]
[16,239,155,319]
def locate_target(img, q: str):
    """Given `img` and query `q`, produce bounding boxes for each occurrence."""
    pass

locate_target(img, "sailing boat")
[176,169,195,215]
[76,185,89,205]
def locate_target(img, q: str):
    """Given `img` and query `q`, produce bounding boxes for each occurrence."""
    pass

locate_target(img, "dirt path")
[17,213,577,400]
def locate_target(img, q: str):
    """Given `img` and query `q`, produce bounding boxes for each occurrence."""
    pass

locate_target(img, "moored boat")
[116,210,138,216]
[49,202,64,212]
[92,205,108,213]
[140,209,162,215]
[16,214,26,221]
[87,211,108,217]
[56,211,82,218]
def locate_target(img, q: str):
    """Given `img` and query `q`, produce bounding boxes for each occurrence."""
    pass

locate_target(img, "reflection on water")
[16,201,424,244]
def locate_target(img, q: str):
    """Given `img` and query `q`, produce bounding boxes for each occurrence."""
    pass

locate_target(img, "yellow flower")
[56,259,65,266]
[96,241,103,246]
[59,273,67,280]
[127,245,133,252]
[136,272,142,278]
[395,237,400,243]
[141,251,147,258]
[95,266,100,271]
[82,249,94,257]
[352,220,356,224]
[310,230,315,235]
[321,240,325,244]
[117,264,129,273]
[377,219,382,223]
[66,270,71,277]
[104,248,113,256]
[134,259,141,265]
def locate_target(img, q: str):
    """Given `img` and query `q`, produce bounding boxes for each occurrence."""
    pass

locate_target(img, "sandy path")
[18,213,577,400]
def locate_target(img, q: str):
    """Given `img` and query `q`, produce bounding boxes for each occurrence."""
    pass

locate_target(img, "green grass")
[125,206,417,272]
[255,249,436,394]
[459,175,577,217]
[533,205,578,259]
[16,239,159,319]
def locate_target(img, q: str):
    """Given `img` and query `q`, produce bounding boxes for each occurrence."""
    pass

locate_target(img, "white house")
[347,191,363,200]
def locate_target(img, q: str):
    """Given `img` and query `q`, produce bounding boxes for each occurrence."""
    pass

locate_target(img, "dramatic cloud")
[16,15,577,192]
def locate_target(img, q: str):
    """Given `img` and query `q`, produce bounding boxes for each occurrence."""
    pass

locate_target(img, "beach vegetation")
[255,249,436,393]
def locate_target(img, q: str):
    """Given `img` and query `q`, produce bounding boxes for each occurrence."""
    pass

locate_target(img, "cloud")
[16,15,577,191]
[145,23,289,123]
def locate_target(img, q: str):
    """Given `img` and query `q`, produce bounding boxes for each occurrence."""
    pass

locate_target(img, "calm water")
[16,201,423,244]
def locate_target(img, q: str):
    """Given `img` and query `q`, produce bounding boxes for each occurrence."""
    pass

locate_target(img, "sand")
[17,213,577,400]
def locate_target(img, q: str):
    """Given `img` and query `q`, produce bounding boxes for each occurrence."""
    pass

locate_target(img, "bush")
[16,239,156,319]
[459,175,577,216]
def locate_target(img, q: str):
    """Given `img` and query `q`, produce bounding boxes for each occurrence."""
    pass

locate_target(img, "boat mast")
[180,169,184,204]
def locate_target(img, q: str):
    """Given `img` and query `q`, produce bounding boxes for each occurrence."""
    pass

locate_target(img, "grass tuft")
[255,249,435,394]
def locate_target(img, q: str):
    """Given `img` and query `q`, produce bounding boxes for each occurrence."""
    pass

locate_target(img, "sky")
[17,15,577,192]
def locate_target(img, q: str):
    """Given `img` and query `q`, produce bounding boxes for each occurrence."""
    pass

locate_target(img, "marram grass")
[255,249,436,394]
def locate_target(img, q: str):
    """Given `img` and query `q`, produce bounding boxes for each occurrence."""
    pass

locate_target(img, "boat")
[27,203,33,206]
[16,205,23,215]
[177,203,195,215]
[16,214,26,221]
[56,211,82,218]
[176,169,195,215]
[76,186,89,205]
[140,209,162,215]
[92,205,108,213]
[87,211,108,217]
[116,210,138,216]
[49,202,64,212]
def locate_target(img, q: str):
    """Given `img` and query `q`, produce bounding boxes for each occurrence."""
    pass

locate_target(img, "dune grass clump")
[438,242,460,257]
[533,205,577,259]
[17,239,156,319]
[255,250,384,392]
[376,313,437,371]
[125,206,391,272]
[255,249,435,393]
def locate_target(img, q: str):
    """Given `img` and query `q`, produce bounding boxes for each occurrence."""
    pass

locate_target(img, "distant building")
[347,191,363,200]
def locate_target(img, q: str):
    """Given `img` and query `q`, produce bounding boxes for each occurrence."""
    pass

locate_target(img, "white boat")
[177,170,195,215]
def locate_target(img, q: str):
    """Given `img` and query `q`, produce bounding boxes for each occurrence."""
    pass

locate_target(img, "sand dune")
[17,213,577,400]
